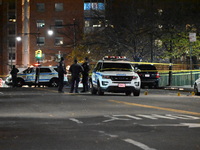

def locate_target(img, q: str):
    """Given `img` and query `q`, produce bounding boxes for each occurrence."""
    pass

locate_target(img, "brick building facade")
[0,0,84,78]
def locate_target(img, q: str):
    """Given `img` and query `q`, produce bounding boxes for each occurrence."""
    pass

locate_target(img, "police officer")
[58,57,67,93]
[10,65,19,87]
[81,57,90,92]
[69,59,83,93]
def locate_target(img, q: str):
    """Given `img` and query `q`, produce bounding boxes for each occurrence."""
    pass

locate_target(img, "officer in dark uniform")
[81,57,90,92]
[69,59,83,93]
[10,65,19,87]
[57,57,67,93]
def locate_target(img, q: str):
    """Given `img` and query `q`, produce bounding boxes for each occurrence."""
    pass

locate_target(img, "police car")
[5,65,68,87]
[90,56,141,96]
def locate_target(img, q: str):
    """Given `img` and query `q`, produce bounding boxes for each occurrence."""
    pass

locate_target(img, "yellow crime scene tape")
[1,62,200,77]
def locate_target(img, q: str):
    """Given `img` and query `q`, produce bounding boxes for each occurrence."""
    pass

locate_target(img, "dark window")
[9,1,15,10]
[55,3,63,11]
[9,52,15,60]
[8,24,15,35]
[136,65,157,71]
[55,20,63,28]
[37,37,45,45]
[37,3,45,12]
[40,68,51,73]
[101,63,133,71]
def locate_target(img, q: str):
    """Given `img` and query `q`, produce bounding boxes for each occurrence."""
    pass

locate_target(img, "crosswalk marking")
[102,114,200,122]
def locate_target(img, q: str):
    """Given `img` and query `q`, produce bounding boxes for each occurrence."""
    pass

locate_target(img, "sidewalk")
[162,85,194,92]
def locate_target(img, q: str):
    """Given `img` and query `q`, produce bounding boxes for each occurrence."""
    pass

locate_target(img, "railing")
[159,71,200,87]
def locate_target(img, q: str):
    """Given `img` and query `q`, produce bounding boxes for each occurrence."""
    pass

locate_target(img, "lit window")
[84,3,105,10]
[8,12,16,22]
[55,3,63,11]
[37,3,45,12]
[55,20,63,28]
[36,20,45,28]
[85,20,90,27]
[37,37,45,45]
[55,37,63,46]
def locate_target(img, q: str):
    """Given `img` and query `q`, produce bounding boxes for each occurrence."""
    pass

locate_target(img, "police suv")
[5,65,68,87]
[90,56,141,96]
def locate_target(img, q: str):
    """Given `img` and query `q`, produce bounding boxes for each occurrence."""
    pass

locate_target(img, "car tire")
[90,81,97,95]
[49,78,59,87]
[16,78,24,87]
[133,89,140,96]
[97,83,104,95]
[194,84,200,95]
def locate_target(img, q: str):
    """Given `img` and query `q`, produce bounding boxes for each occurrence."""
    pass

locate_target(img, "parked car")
[134,64,160,88]
[194,76,200,95]
[5,66,68,87]
[90,56,141,96]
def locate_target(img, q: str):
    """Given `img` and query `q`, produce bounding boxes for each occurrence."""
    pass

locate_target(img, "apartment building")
[0,0,84,77]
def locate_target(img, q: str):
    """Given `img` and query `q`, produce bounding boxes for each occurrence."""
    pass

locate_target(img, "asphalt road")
[0,87,199,150]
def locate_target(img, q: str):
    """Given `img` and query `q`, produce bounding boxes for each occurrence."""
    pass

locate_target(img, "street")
[0,87,200,150]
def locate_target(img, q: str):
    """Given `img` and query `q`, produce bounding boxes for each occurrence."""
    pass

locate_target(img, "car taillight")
[156,73,160,78]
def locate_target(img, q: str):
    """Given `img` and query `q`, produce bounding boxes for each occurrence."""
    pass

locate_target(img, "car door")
[25,67,35,83]
[39,68,55,83]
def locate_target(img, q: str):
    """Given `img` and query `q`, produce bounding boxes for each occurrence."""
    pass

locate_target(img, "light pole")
[47,19,77,51]
[16,32,40,67]
[189,32,196,87]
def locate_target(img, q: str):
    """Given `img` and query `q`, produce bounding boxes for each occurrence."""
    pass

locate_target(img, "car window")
[94,62,102,72]
[101,63,133,71]
[136,65,157,70]
[40,68,51,73]
[54,68,58,72]
[23,68,34,74]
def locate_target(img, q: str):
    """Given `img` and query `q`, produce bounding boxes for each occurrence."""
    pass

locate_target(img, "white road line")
[136,114,158,120]
[0,92,3,94]
[103,115,130,122]
[69,118,83,124]
[179,115,200,120]
[98,131,118,138]
[152,114,176,120]
[123,139,156,150]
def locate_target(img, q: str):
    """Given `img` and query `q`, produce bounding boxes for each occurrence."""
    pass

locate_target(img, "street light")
[16,32,40,67]
[47,19,77,50]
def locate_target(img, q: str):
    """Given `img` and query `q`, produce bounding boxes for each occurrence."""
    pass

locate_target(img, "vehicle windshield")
[135,65,157,72]
[101,63,133,71]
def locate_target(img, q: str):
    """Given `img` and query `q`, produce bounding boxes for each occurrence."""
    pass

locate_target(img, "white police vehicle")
[90,56,141,96]
[5,65,68,87]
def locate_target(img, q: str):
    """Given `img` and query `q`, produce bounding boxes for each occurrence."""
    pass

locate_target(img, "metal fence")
[159,71,200,87]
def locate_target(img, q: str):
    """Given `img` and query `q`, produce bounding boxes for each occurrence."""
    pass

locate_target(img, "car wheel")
[125,91,132,96]
[97,83,104,95]
[133,89,140,96]
[49,78,59,87]
[16,78,24,87]
[154,82,159,89]
[90,81,97,95]
[194,84,200,95]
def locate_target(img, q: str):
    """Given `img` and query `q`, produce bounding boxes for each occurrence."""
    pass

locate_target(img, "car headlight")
[102,75,110,79]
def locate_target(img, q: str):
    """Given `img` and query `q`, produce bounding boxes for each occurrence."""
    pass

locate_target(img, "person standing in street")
[81,57,90,92]
[58,57,67,93]
[10,65,19,87]
[69,59,83,93]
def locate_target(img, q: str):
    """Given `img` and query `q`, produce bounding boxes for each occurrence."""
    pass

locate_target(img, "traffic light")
[35,50,42,59]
